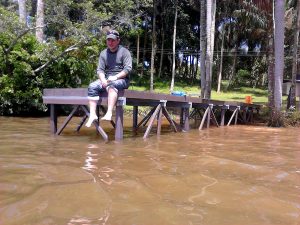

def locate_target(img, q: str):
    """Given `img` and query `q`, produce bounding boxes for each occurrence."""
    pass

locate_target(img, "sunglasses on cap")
[106,30,120,38]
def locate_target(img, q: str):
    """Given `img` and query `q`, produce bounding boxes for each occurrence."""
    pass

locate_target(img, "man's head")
[106,30,120,52]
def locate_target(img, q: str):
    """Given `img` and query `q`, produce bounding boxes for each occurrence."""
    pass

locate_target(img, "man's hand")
[101,79,109,88]
[107,76,118,82]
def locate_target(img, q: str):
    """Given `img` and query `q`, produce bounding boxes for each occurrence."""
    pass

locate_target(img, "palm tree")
[290,1,300,109]
[199,0,206,98]
[150,0,157,92]
[204,0,216,99]
[36,0,44,43]
[170,0,178,92]
[217,22,226,93]
[18,0,27,24]
[273,0,285,114]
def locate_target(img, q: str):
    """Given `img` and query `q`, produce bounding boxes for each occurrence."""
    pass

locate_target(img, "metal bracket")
[117,97,126,106]
[160,100,167,107]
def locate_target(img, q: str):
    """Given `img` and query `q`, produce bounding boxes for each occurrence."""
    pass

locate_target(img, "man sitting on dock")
[86,30,132,127]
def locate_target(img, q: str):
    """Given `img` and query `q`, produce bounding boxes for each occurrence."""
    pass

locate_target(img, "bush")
[0,34,47,115]
[0,33,102,115]
[283,111,300,127]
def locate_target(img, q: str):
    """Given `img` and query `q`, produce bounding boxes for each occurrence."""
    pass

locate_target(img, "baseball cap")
[106,30,120,40]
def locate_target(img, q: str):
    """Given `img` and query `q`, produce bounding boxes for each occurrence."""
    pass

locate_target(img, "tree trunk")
[30,0,37,17]
[273,0,285,111]
[195,53,199,83]
[158,23,165,78]
[200,0,206,98]
[150,0,157,92]
[137,33,140,65]
[35,0,45,43]
[170,0,178,92]
[267,34,275,109]
[290,0,300,109]
[227,45,237,88]
[18,0,27,25]
[141,29,148,77]
[184,56,189,78]
[191,55,196,81]
[204,0,216,99]
[217,25,225,93]
[178,53,184,77]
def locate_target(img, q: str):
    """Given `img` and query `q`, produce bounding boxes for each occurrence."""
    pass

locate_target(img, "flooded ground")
[0,116,299,225]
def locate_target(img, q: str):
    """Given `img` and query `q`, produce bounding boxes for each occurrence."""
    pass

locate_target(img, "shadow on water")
[0,116,300,225]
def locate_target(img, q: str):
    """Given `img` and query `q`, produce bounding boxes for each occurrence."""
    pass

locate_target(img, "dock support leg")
[139,107,156,127]
[199,107,210,130]
[157,105,163,135]
[50,104,57,134]
[220,108,226,126]
[180,108,184,126]
[143,104,162,139]
[115,105,124,141]
[234,106,240,125]
[133,106,138,132]
[180,107,190,131]
[162,106,178,132]
[56,105,79,135]
[227,107,239,126]
[248,109,254,123]
[210,107,219,127]
[81,105,108,141]
[76,114,87,132]
[207,105,211,128]
[243,108,247,124]
[182,106,190,131]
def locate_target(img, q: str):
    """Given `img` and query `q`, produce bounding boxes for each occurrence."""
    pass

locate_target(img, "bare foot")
[100,113,112,121]
[85,115,98,127]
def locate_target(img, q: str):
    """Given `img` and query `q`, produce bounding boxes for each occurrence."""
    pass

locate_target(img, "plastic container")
[245,95,252,104]
[171,91,186,96]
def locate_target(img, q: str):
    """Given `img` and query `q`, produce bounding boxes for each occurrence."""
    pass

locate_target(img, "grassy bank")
[129,77,271,104]
[127,79,300,126]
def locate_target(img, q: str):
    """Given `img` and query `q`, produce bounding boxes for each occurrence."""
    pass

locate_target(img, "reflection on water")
[0,116,300,225]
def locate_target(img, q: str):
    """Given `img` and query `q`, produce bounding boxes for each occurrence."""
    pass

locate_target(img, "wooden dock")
[43,88,260,141]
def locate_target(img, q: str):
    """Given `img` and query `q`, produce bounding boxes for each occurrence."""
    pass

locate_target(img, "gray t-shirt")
[97,45,132,79]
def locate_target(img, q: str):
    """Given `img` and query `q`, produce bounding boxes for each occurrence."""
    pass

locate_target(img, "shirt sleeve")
[122,48,132,75]
[96,50,106,74]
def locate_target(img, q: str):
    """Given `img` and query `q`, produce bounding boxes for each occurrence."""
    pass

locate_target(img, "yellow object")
[245,96,252,104]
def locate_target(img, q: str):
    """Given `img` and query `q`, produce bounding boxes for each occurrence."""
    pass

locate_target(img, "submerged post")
[50,104,57,134]
[115,97,126,141]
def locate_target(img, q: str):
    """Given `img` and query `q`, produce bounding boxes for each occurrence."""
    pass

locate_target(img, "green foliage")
[0,6,107,115]
[283,111,300,127]
[1,0,296,119]
[0,33,103,115]
[231,69,252,87]
[257,106,300,127]
[0,33,47,115]
[41,38,102,88]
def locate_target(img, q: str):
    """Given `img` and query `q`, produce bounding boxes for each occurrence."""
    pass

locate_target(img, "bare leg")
[101,87,118,121]
[85,99,98,127]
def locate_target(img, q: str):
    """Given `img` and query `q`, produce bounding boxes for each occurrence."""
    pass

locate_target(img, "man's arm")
[97,51,109,87]
[98,71,109,87]
[109,70,128,81]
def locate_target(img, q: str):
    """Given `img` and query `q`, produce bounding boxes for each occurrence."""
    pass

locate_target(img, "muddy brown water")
[0,116,299,225]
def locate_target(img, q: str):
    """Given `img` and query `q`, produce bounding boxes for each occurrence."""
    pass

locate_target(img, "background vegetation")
[0,0,299,124]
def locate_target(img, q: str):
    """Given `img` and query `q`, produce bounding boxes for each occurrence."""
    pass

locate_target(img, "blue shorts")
[87,78,129,99]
